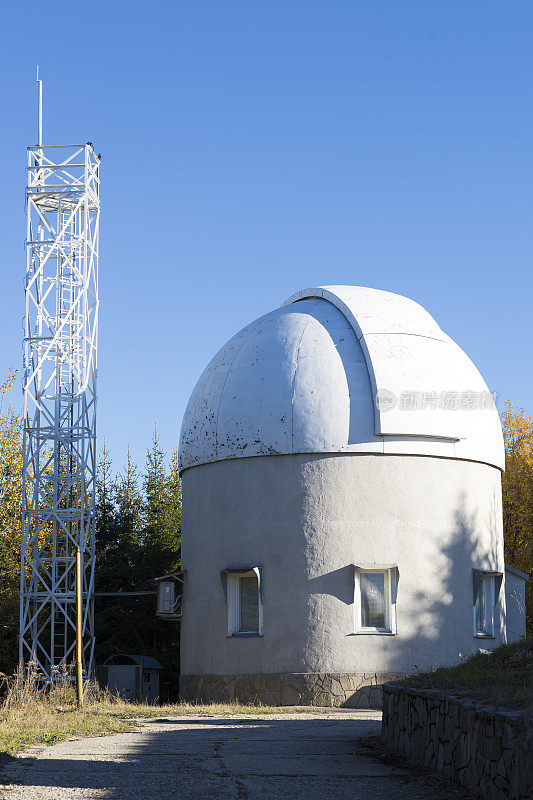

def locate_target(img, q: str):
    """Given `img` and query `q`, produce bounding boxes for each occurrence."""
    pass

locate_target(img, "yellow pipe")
[76,546,83,708]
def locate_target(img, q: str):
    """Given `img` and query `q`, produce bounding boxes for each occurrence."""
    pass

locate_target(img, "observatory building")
[178,285,523,707]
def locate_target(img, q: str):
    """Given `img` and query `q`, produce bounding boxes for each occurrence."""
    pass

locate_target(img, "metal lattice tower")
[20,73,100,684]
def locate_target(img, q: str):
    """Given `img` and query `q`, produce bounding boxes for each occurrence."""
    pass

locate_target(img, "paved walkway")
[1,712,459,800]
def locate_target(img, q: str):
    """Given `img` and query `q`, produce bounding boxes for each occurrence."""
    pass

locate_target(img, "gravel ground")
[0,711,465,800]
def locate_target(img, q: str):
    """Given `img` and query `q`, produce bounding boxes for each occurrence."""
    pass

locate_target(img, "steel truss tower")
[20,77,100,684]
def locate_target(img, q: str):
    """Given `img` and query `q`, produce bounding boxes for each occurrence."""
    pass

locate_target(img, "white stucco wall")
[505,566,528,642]
[180,453,506,678]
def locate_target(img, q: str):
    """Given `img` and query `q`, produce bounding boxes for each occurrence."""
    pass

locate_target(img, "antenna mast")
[20,72,100,685]
[37,66,42,146]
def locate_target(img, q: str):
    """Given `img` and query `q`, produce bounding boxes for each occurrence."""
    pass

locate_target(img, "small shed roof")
[505,564,529,581]
[104,654,163,670]
[154,571,185,582]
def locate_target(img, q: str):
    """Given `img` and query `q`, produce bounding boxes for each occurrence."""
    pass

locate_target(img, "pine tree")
[116,448,143,545]
[94,445,146,661]
[142,428,181,579]
[166,448,182,560]
[93,435,182,695]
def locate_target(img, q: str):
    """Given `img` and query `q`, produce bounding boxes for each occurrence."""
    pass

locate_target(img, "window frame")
[224,568,263,637]
[473,570,498,639]
[354,565,398,635]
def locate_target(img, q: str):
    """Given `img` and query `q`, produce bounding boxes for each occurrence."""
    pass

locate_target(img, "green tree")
[96,446,143,592]
[95,446,147,661]
[137,429,182,689]
[93,433,182,698]
[142,429,181,579]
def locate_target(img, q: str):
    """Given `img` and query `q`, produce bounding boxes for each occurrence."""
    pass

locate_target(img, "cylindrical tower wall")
[179,452,505,706]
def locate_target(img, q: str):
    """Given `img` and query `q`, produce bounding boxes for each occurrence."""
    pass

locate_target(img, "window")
[223,568,263,636]
[238,576,259,632]
[473,571,498,638]
[354,566,398,634]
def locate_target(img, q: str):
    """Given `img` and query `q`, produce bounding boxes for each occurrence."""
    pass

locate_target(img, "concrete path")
[0,712,458,800]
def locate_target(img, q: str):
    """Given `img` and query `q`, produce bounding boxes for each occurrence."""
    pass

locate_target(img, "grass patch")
[401,638,532,712]
[0,680,348,757]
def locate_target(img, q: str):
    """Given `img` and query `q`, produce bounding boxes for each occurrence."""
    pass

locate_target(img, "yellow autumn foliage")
[0,371,23,672]
[0,370,22,581]
[501,400,533,633]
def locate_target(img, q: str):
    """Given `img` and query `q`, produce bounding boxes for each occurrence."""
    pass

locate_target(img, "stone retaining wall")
[180,672,402,708]
[382,683,532,800]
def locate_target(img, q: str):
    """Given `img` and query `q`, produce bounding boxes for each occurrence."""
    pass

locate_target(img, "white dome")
[179,285,504,473]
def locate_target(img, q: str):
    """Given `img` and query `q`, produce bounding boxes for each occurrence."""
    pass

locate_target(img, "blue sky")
[1,1,532,470]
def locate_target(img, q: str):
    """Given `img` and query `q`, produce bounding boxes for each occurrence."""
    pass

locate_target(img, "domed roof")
[179,286,504,473]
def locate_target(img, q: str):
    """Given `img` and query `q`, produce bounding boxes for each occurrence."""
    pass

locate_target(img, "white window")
[225,568,263,636]
[354,566,398,634]
[473,571,496,638]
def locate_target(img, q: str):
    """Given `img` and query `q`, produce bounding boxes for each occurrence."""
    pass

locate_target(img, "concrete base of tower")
[179,671,405,709]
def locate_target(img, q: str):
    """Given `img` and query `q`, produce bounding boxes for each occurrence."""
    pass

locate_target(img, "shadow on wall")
[307,566,355,605]
[307,489,506,709]
[385,489,505,679]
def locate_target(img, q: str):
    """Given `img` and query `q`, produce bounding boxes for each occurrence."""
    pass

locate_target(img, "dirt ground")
[0,711,470,800]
